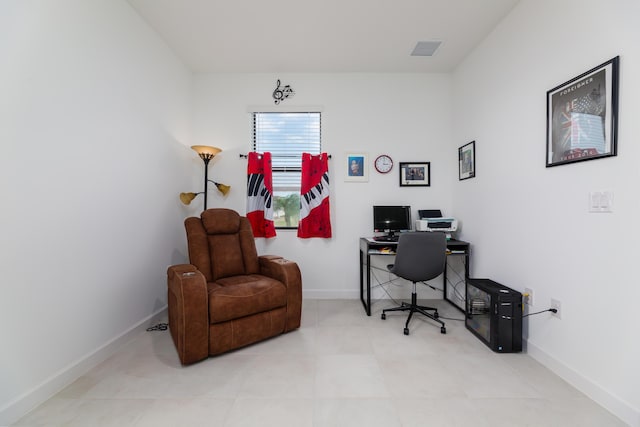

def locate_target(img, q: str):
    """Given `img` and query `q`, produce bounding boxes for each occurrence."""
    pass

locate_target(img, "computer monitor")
[373,205,411,238]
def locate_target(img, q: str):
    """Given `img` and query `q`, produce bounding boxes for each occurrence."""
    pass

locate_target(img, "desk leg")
[359,249,371,316]
[464,251,470,313]
[443,254,466,313]
[366,253,371,316]
[359,249,365,312]
[443,260,448,302]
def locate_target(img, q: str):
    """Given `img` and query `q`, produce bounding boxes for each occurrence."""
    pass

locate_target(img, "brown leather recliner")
[167,208,302,365]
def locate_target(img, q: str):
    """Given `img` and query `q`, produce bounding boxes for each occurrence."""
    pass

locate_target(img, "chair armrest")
[167,264,209,365]
[258,255,302,331]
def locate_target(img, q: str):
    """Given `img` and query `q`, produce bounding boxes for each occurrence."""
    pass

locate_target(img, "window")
[253,112,321,228]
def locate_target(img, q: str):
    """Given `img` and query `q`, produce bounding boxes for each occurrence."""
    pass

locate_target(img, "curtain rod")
[239,153,331,159]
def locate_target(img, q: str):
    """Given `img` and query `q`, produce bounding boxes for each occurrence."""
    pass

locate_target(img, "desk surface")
[362,237,469,251]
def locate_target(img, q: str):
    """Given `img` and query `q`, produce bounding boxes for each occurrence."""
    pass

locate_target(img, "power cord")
[418,281,444,292]
[443,256,467,304]
[146,323,168,331]
[443,308,558,321]
[371,261,467,322]
[523,308,558,318]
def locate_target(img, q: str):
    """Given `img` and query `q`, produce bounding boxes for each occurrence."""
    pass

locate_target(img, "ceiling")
[126,0,521,73]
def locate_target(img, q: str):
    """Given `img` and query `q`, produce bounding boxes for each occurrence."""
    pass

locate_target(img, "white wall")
[452,0,640,425]
[0,1,193,424]
[191,73,454,299]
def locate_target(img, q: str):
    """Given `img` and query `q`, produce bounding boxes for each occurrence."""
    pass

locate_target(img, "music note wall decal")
[272,79,295,104]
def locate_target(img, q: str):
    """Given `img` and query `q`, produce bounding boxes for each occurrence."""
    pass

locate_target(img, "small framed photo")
[459,141,476,180]
[546,56,619,167]
[345,152,368,182]
[399,162,430,187]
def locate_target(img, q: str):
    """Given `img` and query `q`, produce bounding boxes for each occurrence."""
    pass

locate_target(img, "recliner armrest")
[167,264,209,364]
[258,255,302,331]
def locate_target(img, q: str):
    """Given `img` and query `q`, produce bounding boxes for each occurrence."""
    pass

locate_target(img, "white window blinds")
[253,112,321,188]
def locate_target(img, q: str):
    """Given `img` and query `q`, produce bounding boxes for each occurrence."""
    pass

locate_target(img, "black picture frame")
[546,56,619,167]
[458,141,475,180]
[399,162,430,187]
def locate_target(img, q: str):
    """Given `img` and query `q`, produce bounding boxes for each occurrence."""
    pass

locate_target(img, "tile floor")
[13,299,627,426]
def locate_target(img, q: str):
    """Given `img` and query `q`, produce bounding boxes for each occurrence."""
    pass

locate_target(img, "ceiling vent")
[410,41,443,57]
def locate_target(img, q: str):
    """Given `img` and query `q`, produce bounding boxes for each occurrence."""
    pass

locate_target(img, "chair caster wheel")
[440,326,446,334]
[404,328,409,335]
[433,312,439,319]
[381,313,386,320]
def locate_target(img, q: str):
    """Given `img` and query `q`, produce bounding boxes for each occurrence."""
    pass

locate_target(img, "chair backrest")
[389,232,447,283]
[185,209,260,282]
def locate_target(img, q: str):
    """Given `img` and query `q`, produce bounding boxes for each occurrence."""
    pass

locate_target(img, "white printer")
[415,209,458,234]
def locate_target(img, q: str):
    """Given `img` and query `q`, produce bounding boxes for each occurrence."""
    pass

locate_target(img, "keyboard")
[373,235,399,242]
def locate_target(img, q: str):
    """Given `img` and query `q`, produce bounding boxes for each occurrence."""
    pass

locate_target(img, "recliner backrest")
[391,232,447,282]
[185,209,260,282]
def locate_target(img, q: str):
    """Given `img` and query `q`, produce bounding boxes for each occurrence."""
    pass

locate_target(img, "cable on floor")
[146,323,168,331]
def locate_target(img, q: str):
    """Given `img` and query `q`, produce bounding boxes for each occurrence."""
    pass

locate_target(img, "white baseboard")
[526,340,639,427]
[302,289,359,299]
[0,307,168,427]
[301,284,441,301]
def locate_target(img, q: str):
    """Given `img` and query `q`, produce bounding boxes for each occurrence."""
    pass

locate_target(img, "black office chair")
[381,232,447,335]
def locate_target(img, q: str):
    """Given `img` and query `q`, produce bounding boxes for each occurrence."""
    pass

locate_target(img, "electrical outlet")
[551,298,562,319]
[524,288,533,306]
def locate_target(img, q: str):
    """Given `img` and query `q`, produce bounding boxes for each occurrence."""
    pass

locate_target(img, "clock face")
[375,155,393,174]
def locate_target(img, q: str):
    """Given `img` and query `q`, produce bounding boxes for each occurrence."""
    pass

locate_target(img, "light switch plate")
[589,191,613,213]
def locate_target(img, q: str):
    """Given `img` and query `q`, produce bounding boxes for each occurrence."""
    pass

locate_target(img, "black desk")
[359,237,470,316]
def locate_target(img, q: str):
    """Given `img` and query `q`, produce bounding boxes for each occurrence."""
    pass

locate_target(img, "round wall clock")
[374,154,393,174]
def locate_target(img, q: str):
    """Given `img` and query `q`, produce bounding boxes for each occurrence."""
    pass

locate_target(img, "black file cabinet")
[465,278,522,353]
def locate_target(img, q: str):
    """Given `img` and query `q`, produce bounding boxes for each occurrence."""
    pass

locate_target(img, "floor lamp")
[179,145,230,210]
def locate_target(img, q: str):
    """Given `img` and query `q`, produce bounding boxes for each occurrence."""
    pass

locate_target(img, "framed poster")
[458,141,475,180]
[345,152,368,182]
[399,162,430,187]
[546,56,619,167]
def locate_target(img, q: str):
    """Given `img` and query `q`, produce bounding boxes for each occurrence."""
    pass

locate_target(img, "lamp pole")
[201,155,211,211]
[184,145,223,211]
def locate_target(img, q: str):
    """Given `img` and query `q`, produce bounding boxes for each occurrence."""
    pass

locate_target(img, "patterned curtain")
[297,153,332,238]
[246,152,276,238]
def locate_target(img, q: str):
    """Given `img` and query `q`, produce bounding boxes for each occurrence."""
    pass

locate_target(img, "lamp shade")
[215,182,231,196]
[191,145,222,157]
[179,192,198,205]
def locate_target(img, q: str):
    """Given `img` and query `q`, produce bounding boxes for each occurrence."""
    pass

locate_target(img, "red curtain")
[298,153,332,238]
[246,152,276,238]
